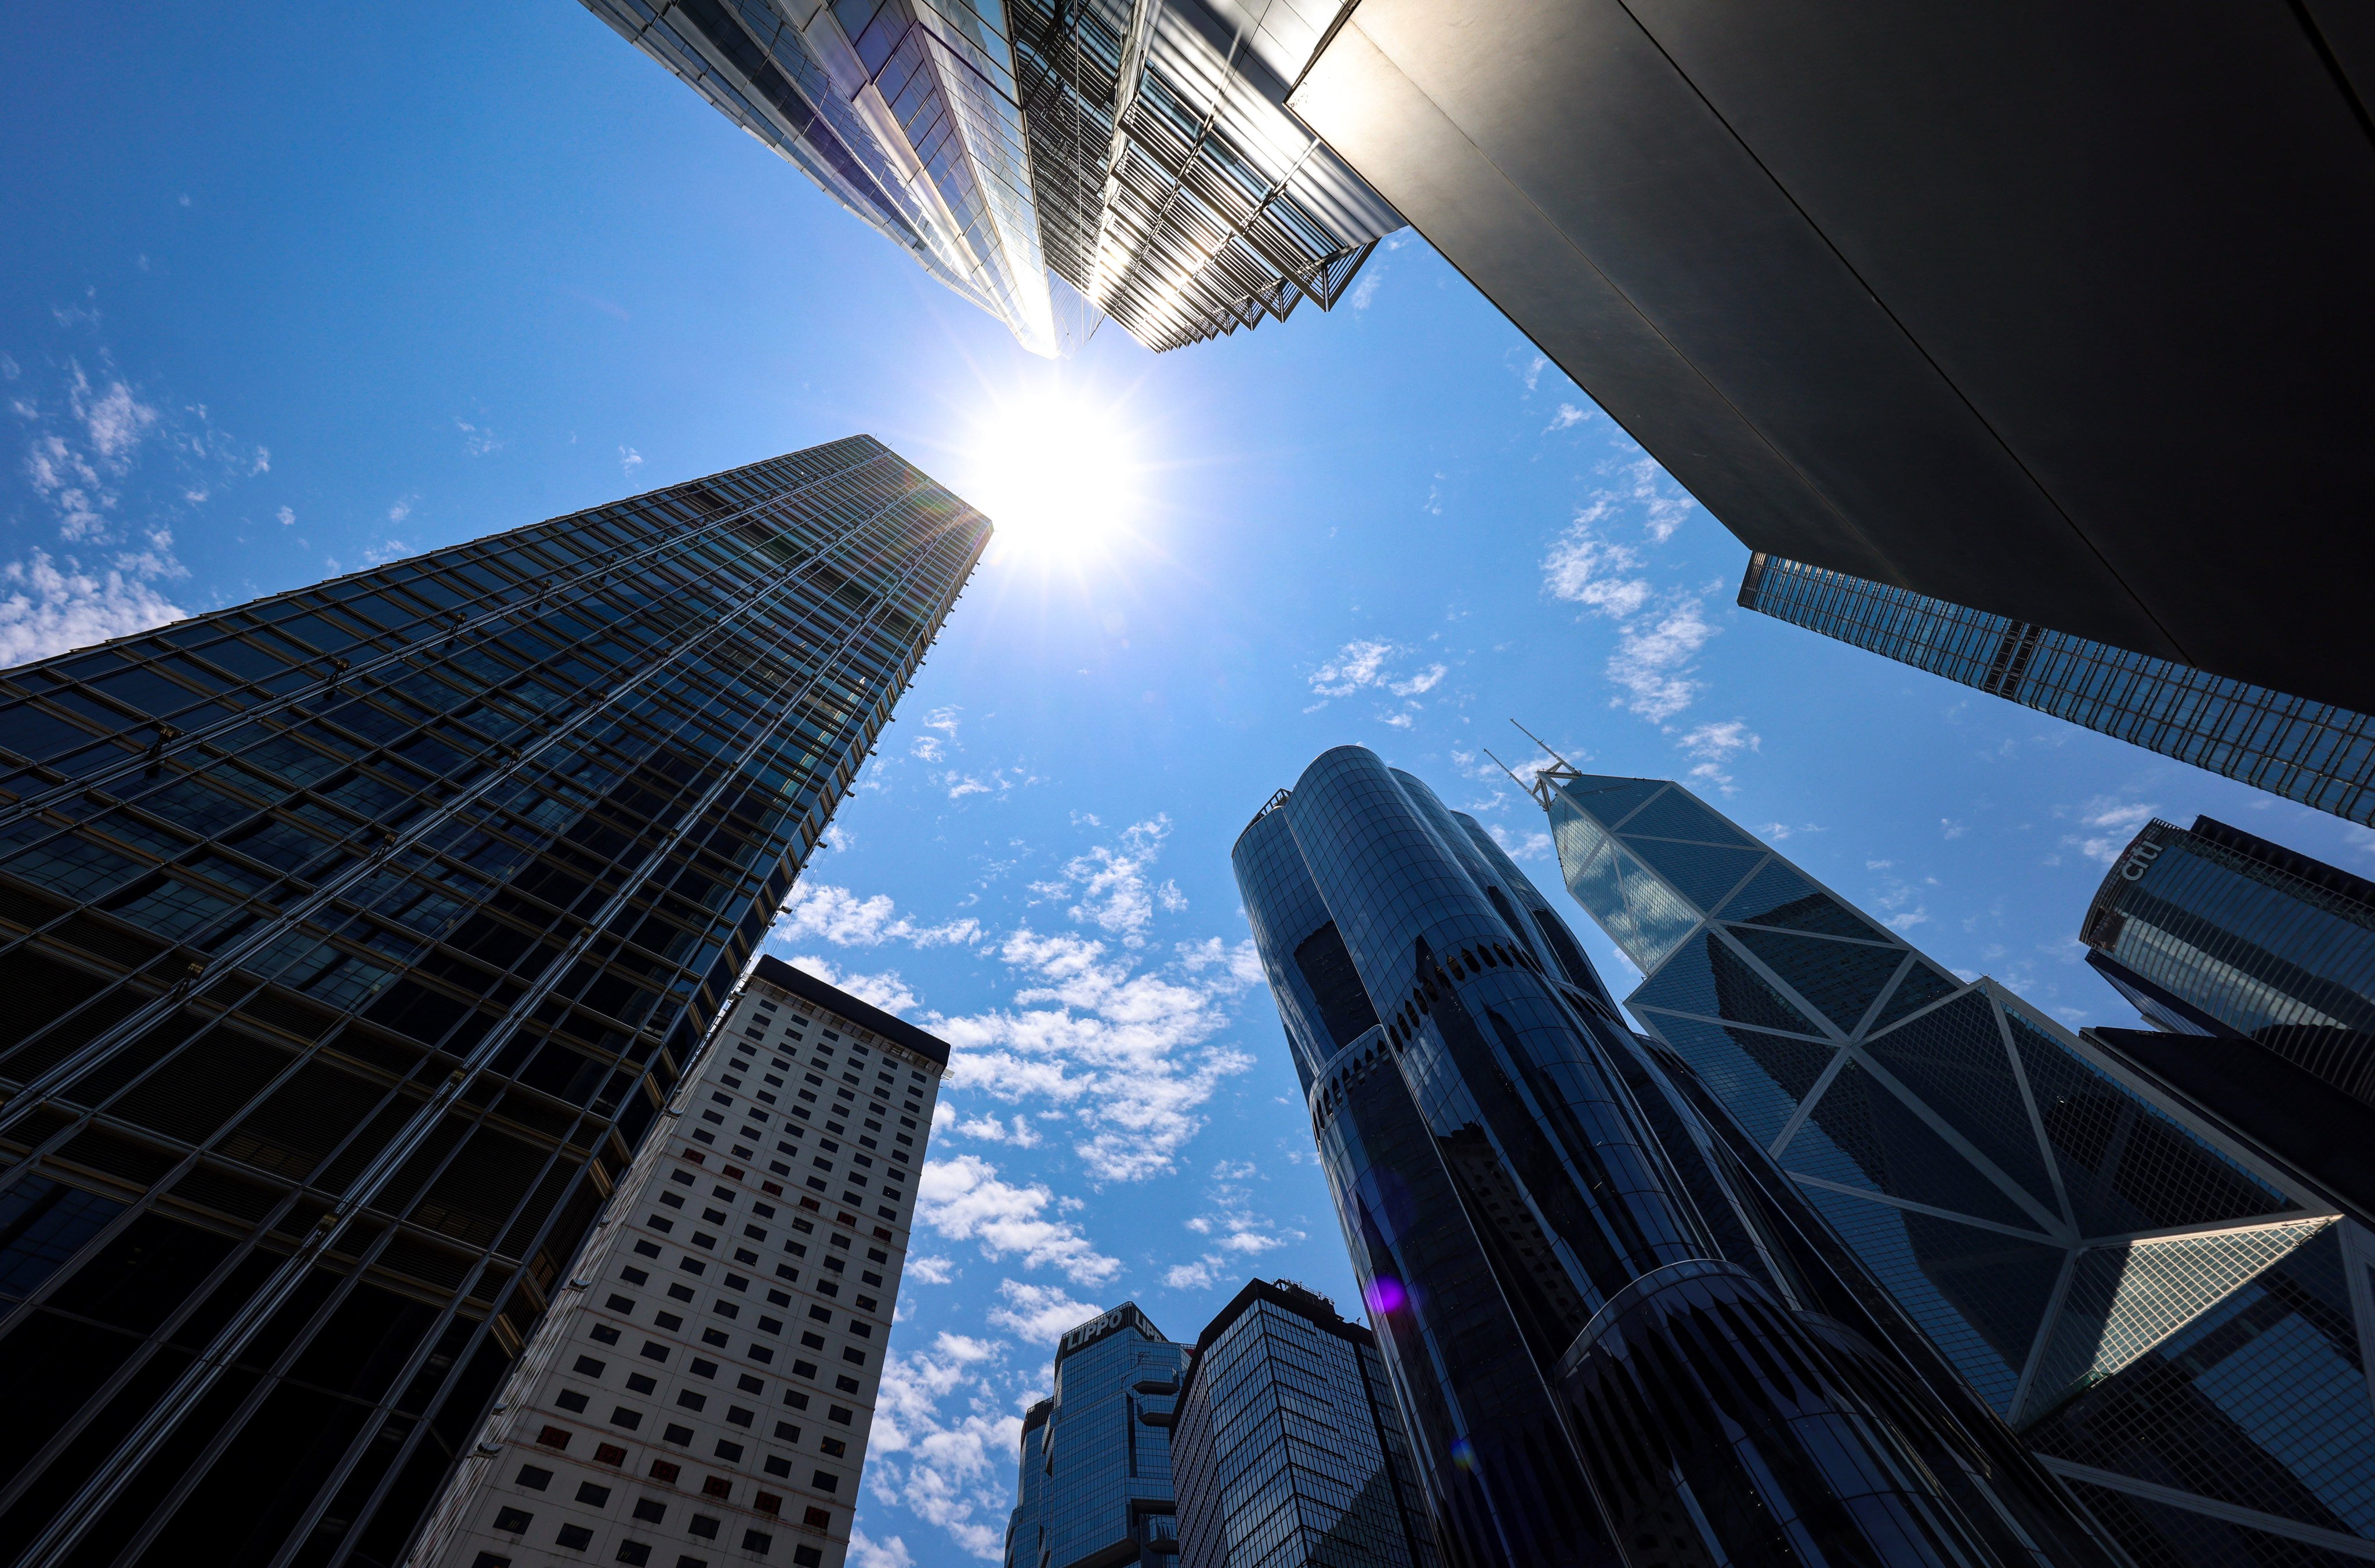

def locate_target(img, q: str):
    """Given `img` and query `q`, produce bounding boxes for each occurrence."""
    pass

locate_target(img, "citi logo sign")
[2119,840,2164,882]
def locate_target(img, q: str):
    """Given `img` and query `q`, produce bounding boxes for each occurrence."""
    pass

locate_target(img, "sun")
[955,379,1141,560]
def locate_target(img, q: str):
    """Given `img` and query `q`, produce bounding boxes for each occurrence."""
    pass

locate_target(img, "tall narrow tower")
[0,437,985,1567]
[1528,763,2375,1567]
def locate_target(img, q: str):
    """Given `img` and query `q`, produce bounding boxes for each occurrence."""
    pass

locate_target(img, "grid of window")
[1738,551,2375,827]
[1003,1305,1186,1568]
[1006,0,1401,353]
[1171,1287,1434,1568]
[415,962,947,1568]
[1532,767,2375,1566]
[2082,818,2375,1058]
[579,0,1058,355]
[1242,748,2115,1568]
[0,437,984,1567]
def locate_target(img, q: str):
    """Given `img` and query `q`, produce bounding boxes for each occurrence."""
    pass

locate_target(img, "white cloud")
[1679,719,1759,793]
[784,954,919,1015]
[1306,640,1450,727]
[1607,598,1716,721]
[1309,640,1395,698]
[850,1532,916,1568]
[777,882,981,949]
[1029,815,1173,942]
[2065,797,2156,864]
[1176,937,1265,988]
[620,445,643,476]
[0,550,185,666]
[1542,531,1648,615]
[1941,817,1968,840]
[1544,402,1591,432]
[1488,822,1554,862]
[71,372,157,464]
[872,1333,1019,1560]
[934,925,1255,1180]
[277,504,295,527]
[1347,266,1386,311]
[907,1255,955,1284]
[952,1113,1041,1147]
[1522,355,1547,393]
[456,418,503,456]
[988,1279,1105,1342]
[387,495,413,524]
[915,1155,1121,1284]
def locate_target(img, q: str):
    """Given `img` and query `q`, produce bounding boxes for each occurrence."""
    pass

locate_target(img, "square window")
[633,1498,666,1523]
[753,1493,781,1516]
[725,1405,755,1429]
[655,1313,684,1331]
[676,1391,706,1412]
[827,1406,853,1425]
[556,1391,590,1414]
[701,1329,729,1348]
[668,1284,696,1302]
[819,1438,846,1459]
[627,1374,657,1395]
[741,1530,772,1555]
[610,1406,643,1431]
[538,1426,571,1450]
[794,1549,822,1568]
[591,1324,622,1345]
[834,1376,859,1394]
[492,1507,532,1533]
[648,1459,681,1483]
[616,1544,652,1567]
[606,1295,636,1313]
[621,1267,650,1286]
[556,1524,594,1551]
[640,1342,669,1363]
[473,1555,513,1568]
[576,1482,612,1507]
[516,1465,554,1491]
[688,1515,721,1540]
[736,1374,764,1394]
[764,1453,793,1476]
[784,1392,810,1411]
[690,1359,719,1380]
[811,1471,838,1493]
[715,1439,745,1461]
[677,1558,708,1568]
[663,1424,694,1445]
[803,1507,831,1529]
[596,1443,628,1465]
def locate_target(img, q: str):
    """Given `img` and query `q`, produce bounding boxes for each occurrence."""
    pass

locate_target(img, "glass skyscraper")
[1235,746,2116,1568]
[1170,1276,1435,1568]
[409,956,946,1568]
[580,0,1058,355]
[1737,551,2375,828]
[1004,1303,1187,1568]
[1009,0,1401,352]
[0,437,986,1568]
[1529,763,2375,1568]
[576,0,1399,355]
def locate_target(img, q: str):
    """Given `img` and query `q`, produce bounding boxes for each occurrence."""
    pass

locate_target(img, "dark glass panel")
[1729,925,1905,1032]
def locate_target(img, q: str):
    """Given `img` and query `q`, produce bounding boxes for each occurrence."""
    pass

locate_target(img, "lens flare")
[1364,1276,1408,1314]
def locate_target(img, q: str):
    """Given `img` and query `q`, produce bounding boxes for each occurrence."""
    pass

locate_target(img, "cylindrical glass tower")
[1234,746,2116,1568]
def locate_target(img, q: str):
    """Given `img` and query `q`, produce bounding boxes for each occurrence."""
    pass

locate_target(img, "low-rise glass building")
[1170,1277,1434,1568]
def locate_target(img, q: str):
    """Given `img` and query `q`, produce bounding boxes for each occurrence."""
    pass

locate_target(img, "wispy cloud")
[1305,639,1449,726]
[1544,402,1591,433]
[784,954,920,1014]
[871,1333,1020,1560]
[1679,719,1759,793]
[455,418,503,456]
[619,445,643,477]
[777,882,982,949]
[2062,796,2156,864]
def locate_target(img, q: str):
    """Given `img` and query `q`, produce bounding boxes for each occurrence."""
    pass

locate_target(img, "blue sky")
[8,5,2369,1565]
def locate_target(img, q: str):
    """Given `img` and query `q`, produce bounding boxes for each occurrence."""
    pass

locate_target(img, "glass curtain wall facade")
[1531,764,2375,1568]
[1008,0,1401,351]
[1737,552,2375,828]
[1170,1276,1435,1568]
[579,0,1058,356]
[2081,815,2375,1098]
[410,956,947,1568]
[1234,747,2115,1568]
[0,437,987,1568]
[1003,1303,1187,1568]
